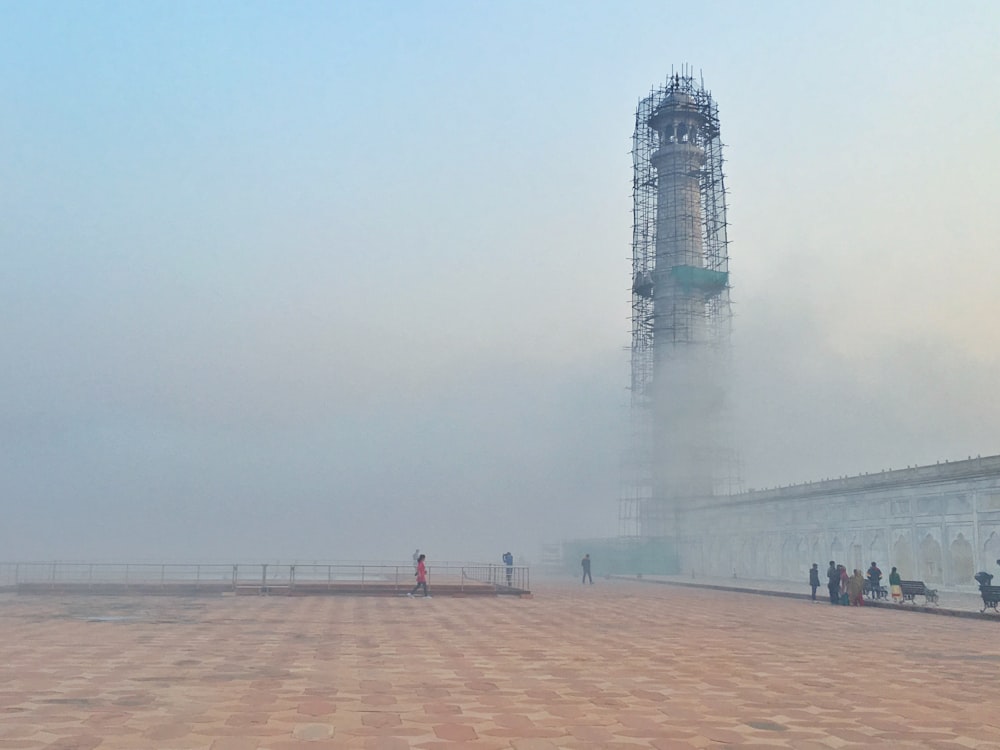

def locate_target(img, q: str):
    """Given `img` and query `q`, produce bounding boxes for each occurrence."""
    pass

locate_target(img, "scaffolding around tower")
[619,70,737,539]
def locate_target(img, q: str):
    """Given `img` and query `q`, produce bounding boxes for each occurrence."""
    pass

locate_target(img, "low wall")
[560,537,679,577]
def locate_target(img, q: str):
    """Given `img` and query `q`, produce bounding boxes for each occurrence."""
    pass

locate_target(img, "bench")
[980,585,1000,614]
[863,580,888,600]
[899,580,939,605]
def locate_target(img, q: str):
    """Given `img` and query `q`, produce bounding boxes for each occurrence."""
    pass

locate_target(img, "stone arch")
[948,533,974,585]
[848,536,864,574]
[704,536,719,576]
[693,538,707,575]
[830,536,844,565]
[810,537,822,568]
[781,537,799,579]
[867,530,885,569]
[796,536,809,578]
[892,533,915,580]
[764,536,780,578]
[740,537,756,578]
[984,531,1000,571]
[727,536,739,577]
[728,537,739,577]
[723,537,735,577]
[919,533,943,584]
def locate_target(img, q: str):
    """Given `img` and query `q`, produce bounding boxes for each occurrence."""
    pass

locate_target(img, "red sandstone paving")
[2,584,1000,748]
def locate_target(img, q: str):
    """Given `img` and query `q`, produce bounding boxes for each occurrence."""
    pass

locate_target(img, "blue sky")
[3,1,999,562]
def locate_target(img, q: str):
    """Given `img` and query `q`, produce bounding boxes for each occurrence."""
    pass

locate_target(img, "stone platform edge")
[5,582,531,598]
[609,575,1000,622]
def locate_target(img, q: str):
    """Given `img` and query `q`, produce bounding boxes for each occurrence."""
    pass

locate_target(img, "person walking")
[502,551,514,586]
[889,566,902,604]
[809,563,821,602]
[408,554,430,598]
[838,565,850,605]
[581,553,593,584]
[826,561,839,605]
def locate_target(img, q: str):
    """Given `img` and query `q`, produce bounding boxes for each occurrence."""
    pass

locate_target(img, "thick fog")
[3,3,999,563]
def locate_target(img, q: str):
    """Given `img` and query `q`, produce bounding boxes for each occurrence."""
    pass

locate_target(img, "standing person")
[866,561,883,599]
[408,554,430,598]
[581,553,593,585]
[889,566,902,604]
[809,563,821,602]
[502,551,514,586]
[412,549,420,572]
[849,569,865,606]
[826,561,839,605]
[838,565,850,605]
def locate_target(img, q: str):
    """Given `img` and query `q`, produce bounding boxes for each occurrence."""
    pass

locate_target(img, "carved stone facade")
[675,455,1000,590]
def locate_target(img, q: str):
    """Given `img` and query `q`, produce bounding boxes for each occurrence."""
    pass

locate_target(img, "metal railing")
[2,562,238,591]
[461,563,530,592]
[0,561,530,595]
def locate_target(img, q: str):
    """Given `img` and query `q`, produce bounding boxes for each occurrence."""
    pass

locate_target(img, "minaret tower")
[621,71,732,538]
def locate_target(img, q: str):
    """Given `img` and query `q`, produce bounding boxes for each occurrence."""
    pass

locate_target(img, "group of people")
[810,560,904,605]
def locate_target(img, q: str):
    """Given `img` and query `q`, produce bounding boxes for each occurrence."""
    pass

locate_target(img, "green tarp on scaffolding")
[669,265,728,295]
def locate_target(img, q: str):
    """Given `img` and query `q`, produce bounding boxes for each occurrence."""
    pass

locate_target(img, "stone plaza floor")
[1,579,999,749]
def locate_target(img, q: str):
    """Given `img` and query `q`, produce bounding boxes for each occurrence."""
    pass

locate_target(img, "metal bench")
[863,579,888,600]
[899,580,939,605]
[979,585,1000,614]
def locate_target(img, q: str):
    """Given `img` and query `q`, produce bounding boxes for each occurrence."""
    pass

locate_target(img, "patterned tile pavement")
[2,580,1000,749]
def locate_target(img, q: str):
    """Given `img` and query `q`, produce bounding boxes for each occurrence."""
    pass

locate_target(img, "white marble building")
[674,455,1000,591]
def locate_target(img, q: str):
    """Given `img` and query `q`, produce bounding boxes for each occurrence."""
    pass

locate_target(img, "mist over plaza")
[3,3,1000,565]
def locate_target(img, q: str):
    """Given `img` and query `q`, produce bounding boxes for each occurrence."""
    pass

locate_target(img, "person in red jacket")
[408,554,430,598]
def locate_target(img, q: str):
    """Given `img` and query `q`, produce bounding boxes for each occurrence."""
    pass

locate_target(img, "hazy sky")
[3,1,999,562]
